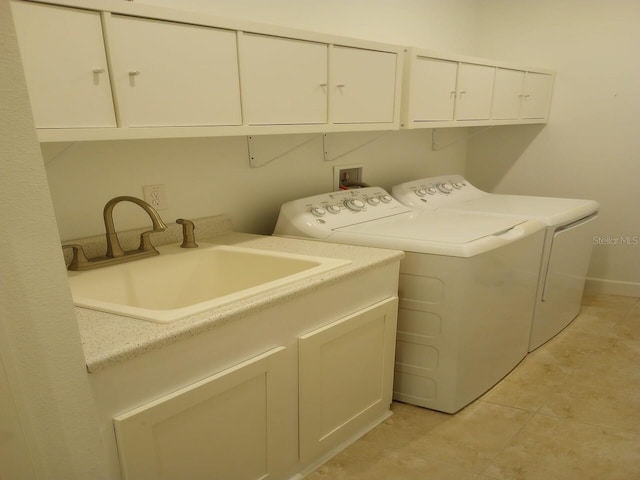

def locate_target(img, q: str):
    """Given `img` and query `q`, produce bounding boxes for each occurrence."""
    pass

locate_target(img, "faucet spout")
[103,196,167,258]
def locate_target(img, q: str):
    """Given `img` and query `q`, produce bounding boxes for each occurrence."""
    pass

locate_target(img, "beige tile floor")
[305,294,640,480]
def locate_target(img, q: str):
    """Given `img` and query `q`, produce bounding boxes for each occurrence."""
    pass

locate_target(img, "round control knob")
[344,198,366,211]
[452,181,465,189]
[367,197,381,206]
[416,187,427,197]
[326,205,341,214]
[436,183,453,194]
[379,195,393,203]
[426,186,438,195]
[310,206,326,217]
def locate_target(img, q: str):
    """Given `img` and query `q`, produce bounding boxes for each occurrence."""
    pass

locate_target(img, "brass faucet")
[64,196,168,271]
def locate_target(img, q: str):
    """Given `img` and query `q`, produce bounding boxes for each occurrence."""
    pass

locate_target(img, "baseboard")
[291,409,394,480]
[584,277,640,298]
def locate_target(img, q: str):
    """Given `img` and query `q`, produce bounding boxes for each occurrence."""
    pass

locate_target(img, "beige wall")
[43,0,639,293]
[45,0,481,240]
[466,0,640,295]
[139,0,481,53]
[4,0,638,476]
[0,2,109,478]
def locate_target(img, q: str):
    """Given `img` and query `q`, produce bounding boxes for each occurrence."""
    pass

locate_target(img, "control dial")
[452,181,465,189]
[436,183,453,194]
[326,205,341,214]
[344,198,366,211]
[426,185,439,195]
[310,206,326,217]
[379,194,393,203]
[416,187,427,197]
[367,197,381,206]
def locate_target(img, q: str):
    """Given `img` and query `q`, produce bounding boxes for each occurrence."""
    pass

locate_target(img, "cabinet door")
[521,72,553,119]
[454,63,495,120]
[113,347,287,480]
[10,1,116,128]
[108,15,242,127]
[492,68,525,120]
[240,34,328,125]
[299,298,398,461]
[410,57,457,121]
[330,46,397,124]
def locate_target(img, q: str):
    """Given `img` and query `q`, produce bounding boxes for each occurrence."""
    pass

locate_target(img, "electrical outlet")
[142,184,168,210]
[333,165,364,191]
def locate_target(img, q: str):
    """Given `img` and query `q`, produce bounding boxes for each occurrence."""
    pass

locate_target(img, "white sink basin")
[67,242,350,323]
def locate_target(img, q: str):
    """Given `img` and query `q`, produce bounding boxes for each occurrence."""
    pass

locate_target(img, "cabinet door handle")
[336,84,345,88]
[458,90,467,98]
[128,71,141,76]
[92,68,105,74]
[319,83,327,87]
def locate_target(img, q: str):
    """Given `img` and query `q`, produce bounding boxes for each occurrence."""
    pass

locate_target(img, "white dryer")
[274,187,545,413]
[392,174,599,351]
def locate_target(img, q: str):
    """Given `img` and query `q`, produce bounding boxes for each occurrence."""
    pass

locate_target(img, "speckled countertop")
[72,215,403,373]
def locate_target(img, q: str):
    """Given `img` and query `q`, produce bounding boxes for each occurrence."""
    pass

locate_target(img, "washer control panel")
[274,187,412,238]
[392,174,485,209]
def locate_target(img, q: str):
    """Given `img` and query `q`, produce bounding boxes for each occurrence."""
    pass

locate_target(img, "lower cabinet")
[110,297,398,480]
[298,298,398,462]
[113,347,288,480]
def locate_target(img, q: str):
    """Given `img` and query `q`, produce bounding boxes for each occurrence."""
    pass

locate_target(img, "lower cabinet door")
[298,297,398,461]
[113,347,287,480]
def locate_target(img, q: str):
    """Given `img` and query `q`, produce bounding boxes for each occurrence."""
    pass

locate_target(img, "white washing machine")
[274,187,545,413]
[392,174,599,351]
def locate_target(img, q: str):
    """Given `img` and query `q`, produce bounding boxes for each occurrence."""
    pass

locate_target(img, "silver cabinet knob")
[93,68,105,74]
[129,70,140,76]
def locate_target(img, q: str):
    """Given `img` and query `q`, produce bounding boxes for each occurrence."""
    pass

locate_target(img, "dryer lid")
[443,195,600,226]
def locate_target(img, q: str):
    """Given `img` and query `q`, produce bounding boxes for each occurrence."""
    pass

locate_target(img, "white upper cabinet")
[239,36,399,127]
[13,0,552,140]
[492,68,526,120]
[404,53,495,126]
[330,46,397,124]
[12,0,403,141]
[239,34,328,125]
[405,56,495,122]
[454,63,495,120]
[521,72,553,119]
[402,47,554,129]
[410,57,457,121]
[107,15,242,127]
[492,69,553,120]
[10,1,116,128]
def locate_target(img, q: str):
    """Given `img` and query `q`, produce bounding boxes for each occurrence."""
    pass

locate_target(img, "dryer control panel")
[274,187,412,239]
[392,174,486,209]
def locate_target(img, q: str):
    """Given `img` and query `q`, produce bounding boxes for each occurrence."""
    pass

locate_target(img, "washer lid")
[336,210,528,243]
[443,195,599,226]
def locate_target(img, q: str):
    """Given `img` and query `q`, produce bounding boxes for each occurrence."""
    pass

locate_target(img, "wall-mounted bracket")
[431,127,493,151]
[247,133,319,168]
[322,131,391,162]
[246,130,393,167]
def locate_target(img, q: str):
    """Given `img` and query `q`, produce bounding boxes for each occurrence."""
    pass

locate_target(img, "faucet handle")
[62,244,90,271]
[176,218,198,248]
